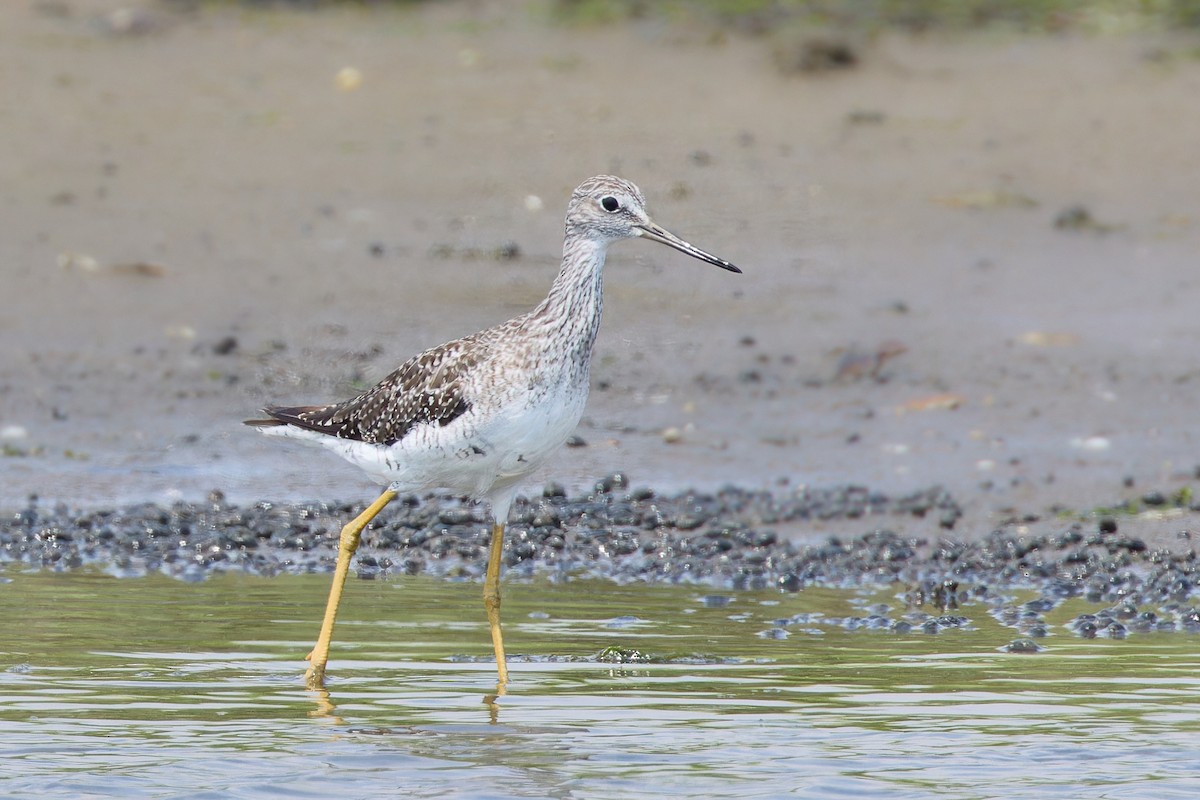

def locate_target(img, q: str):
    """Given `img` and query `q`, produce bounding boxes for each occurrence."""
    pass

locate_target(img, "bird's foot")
[304,661,327,690]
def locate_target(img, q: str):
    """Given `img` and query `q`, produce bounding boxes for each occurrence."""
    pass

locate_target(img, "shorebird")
[246,175,740,689]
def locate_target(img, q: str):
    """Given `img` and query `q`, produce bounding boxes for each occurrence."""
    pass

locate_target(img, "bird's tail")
[244,406,291,428]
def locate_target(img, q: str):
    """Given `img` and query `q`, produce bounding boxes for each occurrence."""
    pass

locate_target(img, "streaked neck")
[529,233,608,354]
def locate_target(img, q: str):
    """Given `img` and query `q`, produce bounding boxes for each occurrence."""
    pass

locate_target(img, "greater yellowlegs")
[246,175,740,688]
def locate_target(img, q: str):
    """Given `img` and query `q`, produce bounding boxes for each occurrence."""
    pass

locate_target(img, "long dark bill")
[636,221,742,273]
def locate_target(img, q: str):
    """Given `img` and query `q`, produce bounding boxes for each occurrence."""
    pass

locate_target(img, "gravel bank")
[4,479,1199,642]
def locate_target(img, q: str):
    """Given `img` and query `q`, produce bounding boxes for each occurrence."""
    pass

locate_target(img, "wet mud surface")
[4,2,1200,594]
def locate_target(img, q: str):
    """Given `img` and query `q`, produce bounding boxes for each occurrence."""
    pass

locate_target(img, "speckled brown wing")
[246,341,481,445]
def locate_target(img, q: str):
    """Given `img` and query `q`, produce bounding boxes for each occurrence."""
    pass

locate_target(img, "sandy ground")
[3,1,1200,543]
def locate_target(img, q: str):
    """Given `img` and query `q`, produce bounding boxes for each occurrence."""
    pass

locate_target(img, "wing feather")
[245,340,482,445]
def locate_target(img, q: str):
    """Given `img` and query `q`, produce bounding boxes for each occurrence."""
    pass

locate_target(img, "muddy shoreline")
[5,4,1200,558]
[5,479,1199,646]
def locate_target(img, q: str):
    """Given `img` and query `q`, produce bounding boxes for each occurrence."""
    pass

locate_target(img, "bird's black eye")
[600,196,621,212]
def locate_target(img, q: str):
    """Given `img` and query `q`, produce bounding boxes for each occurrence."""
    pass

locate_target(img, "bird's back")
[246,312,592,497]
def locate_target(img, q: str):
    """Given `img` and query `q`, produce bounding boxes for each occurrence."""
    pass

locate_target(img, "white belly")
[258,380,589,500]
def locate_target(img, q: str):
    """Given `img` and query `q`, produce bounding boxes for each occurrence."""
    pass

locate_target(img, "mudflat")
[4,1,1200,546]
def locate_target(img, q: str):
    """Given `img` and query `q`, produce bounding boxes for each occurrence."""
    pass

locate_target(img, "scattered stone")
[1054,205,1118,233]
[1142,490,1167,507]
[593,473,628,493]
[212,336,238,356]
[774,36,859,74]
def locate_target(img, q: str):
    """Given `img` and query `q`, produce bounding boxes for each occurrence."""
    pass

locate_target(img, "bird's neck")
[528,233,607,361]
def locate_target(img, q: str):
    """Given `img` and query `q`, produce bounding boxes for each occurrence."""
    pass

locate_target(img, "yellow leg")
[305,488,397,689]
[483,521,510,684]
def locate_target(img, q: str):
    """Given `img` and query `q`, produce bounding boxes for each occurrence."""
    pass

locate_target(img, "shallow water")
[3,570,1199,799]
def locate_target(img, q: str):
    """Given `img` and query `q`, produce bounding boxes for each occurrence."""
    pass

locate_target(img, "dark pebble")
[594,473,628,494]
[1142,491,1167,507]
[1054,205,1095,230]
[212,336,238,356]
[1105,622,1128,640]
[777,573,802,593]
[438,508,475,526]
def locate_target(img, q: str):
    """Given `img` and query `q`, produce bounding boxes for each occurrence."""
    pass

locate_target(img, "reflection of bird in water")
[247,175,740,689]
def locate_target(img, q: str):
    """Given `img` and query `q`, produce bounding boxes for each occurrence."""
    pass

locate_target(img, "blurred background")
[3,0,1199,533]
